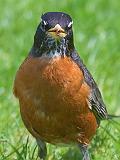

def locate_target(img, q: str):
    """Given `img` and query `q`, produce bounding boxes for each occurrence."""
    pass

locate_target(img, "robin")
[13,12,118,160]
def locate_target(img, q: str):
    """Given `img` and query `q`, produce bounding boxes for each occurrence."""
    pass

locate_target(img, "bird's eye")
[68,21,73,28]
[65,21,73,31]
[43,20,48,26]
[41,20,49,30]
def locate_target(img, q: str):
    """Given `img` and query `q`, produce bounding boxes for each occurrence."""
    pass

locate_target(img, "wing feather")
[70,50,108,122]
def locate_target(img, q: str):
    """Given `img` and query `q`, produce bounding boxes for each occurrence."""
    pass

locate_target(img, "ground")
[0,0,120,159]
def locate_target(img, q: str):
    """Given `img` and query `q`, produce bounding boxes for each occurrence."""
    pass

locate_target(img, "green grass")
[0,0,120,159]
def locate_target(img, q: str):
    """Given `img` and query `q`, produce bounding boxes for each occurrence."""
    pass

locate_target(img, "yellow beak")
[48,24,67,38]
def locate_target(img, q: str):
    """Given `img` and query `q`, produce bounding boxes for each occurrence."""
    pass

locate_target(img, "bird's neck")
[30,28,75,58]
[31,36,70,58]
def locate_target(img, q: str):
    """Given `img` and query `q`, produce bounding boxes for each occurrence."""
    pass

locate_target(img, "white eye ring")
[41,18,48,26]
[43,20,48,25]
[68,21,73,28]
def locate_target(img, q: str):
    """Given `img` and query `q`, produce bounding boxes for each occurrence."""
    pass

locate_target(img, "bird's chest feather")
[14,55,96,144]
[15,56,86,107]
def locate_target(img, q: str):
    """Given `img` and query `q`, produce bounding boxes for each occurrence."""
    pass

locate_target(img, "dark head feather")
[31,12,74,57]
[41,12,72,30]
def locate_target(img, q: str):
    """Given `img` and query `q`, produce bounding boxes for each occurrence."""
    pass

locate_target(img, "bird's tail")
[108,114,120,119]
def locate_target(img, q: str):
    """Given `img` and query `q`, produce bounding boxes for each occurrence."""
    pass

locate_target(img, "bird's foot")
[79,143,90,160]
[36,138,47,160]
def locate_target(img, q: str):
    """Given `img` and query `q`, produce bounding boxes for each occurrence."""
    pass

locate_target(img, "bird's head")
[33,12,74,57]
[41,12,73,39]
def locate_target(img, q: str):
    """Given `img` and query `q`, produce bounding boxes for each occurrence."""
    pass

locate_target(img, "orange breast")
[14,56,97,145]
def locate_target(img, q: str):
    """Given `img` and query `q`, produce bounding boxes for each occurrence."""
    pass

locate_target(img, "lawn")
[0,0,120,159]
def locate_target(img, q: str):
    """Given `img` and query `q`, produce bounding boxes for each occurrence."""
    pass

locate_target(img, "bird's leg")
[36,138,47,160]
[78,144,90,160]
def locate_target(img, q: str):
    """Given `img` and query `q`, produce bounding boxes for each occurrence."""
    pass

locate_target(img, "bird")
[13,12,117,160]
